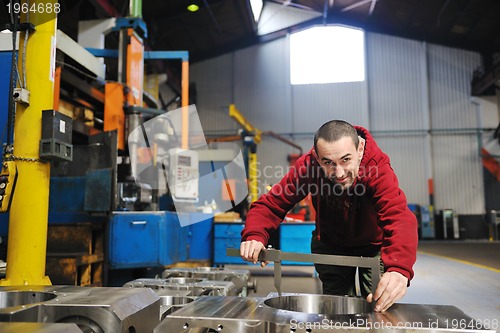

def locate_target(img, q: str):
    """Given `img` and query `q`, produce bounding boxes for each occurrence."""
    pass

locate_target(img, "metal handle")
[226,248,381,297]
[130,220,147,225]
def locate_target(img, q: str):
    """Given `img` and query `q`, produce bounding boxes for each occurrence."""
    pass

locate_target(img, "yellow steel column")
[248,152,258,203]
[0,0,57,286]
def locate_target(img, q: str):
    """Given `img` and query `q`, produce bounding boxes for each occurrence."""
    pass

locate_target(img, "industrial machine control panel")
[168,148,199,202]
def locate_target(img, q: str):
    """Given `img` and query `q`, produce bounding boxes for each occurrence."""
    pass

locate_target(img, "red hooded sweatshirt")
[241,126,418,281]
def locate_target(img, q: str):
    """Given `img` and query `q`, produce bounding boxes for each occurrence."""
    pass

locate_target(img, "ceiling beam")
[443,0,473,35]
[89,0,122,17]
[202,0,222,33]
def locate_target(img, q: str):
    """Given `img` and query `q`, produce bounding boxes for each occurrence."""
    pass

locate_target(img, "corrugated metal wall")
[366,33,430,206]
[189,53,237,133]
[189,30,485,215]
[367,34,425,131]
[374,135,429,207]
[292,81,369,133]
[427,44,484,214]
[428,44,481,129]
[233,38,292,133]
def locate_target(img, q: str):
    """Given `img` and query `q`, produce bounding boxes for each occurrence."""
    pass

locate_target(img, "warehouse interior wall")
[180,30,499,236]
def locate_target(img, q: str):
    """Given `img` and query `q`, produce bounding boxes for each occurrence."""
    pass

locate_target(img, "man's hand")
[366,271,408,312]
[240,240,268,267]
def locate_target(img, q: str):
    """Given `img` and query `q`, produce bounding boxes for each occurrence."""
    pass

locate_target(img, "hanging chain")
[2,145,49,164]
[10,155,49,163]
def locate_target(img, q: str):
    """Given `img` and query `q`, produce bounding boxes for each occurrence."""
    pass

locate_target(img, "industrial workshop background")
[0,0,498,332]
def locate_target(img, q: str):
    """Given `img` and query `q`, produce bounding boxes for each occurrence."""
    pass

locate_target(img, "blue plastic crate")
[213,222,249,265]
[280,222,315,265]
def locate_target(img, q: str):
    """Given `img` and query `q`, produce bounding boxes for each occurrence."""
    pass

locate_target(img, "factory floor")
[226,240,500,325]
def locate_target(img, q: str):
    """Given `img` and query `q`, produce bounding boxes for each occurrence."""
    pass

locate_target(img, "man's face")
[315,137,364,189]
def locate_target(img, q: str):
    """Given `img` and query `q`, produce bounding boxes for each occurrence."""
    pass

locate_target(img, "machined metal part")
[155,289,196,320]
[117,181,153,210]
[0,322,83,333]
[161,267,256,296]
[124,277,238,296]
[156,294,494,333]
[226,248,381,297]
[0,285,160,333]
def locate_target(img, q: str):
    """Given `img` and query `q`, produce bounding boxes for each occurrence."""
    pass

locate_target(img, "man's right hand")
[240,240,268,267]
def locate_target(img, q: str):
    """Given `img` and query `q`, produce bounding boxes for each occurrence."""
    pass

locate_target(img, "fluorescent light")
[187,4,199,12]
[250,0,263,22]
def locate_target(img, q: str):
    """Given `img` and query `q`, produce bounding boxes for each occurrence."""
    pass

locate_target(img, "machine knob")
[247,278,258,293]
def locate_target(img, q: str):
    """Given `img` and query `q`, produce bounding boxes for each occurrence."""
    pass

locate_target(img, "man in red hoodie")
[240,120,418,312]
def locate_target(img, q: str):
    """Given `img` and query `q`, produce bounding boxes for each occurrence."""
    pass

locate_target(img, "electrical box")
[420,205,435,239]
[39,110,73,161]
[168,148,199,202]
[0,161,18,212]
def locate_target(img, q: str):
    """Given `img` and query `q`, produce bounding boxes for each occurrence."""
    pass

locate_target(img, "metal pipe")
[1,0,57,286]
[129,0,142,18]
[181,60,189,149]
[262,131,302,155]
[128,105,166,116]
[421,41,435,212]
[202,0,222,33]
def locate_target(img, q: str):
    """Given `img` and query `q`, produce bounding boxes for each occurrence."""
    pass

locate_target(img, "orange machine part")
[104,82,126,150]
[126,28,144,107]
[53,66,61,110]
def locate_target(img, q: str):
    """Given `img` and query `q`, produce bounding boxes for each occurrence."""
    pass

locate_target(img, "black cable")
[6,0,19,148]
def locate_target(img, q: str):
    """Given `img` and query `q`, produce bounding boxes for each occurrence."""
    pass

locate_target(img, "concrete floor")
[227,241,500,326]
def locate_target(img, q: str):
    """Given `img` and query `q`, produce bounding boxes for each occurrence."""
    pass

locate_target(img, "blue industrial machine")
[0,13,217,286]
[44,19,206,285]
[0,51,13,239]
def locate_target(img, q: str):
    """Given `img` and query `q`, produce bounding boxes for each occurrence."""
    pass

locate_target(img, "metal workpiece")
[161,267,256,296]
[155,289,196,320]
[124,278,239,296]
[0,322,83,333]
[226,248,381,297]
[0,286,160,333]
[156,294,494,333]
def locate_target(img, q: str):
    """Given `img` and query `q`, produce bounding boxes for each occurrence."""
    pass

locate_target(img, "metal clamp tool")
[226,248,381,297]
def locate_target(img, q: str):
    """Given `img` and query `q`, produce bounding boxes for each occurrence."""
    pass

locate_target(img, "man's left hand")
[366,271,408,312]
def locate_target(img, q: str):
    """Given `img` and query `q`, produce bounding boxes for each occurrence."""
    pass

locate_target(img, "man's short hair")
[314,120,359,152]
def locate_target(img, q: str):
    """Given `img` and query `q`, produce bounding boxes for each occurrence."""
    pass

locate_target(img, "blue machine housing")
[109,211,189,268]
[0,51,13,237]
